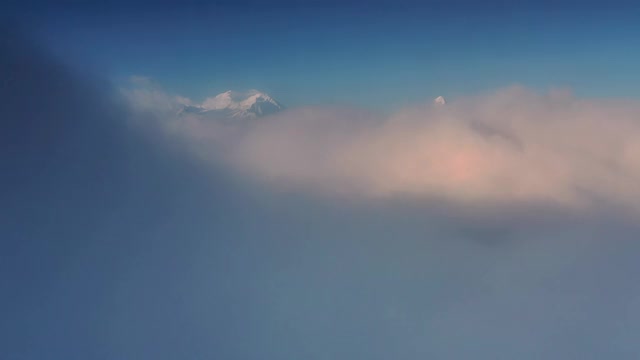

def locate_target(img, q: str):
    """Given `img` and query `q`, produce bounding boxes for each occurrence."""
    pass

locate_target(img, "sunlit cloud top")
[126,81,640,214]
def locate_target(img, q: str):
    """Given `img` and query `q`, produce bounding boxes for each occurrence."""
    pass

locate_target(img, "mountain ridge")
[179,89,285,119]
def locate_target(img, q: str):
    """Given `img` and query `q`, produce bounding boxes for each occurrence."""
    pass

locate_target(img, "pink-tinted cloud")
[228,87,640,211]
[129,85,640,213]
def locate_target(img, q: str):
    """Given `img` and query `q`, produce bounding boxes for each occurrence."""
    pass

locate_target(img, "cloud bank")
[6,29,640,360]
[131,84,640,214]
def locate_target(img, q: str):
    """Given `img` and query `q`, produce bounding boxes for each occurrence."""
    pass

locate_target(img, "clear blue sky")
[22,0,640,109]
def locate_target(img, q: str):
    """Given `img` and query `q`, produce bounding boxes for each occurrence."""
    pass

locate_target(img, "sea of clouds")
[5,25,640,359]
[128,80,640,216]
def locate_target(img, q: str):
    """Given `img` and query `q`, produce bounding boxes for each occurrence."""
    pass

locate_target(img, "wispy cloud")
[122,75,194,115]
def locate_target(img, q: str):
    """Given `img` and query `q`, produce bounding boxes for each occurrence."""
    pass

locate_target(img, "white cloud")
[129,84,640,213]
[121,75,194,115]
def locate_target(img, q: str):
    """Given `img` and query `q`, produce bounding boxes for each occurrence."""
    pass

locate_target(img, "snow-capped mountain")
[180,90,284,119]
[434,96,446,105]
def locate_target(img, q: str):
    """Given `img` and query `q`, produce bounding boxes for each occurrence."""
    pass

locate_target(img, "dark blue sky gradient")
[7,0,640,108]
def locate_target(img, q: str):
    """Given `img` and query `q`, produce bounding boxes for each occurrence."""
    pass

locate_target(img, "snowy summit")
[180,90,284,119]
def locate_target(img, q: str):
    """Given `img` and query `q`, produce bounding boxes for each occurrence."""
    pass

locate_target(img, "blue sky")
[24,1,640,109]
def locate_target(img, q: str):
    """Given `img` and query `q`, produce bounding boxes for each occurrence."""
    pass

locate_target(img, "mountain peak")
[183,90,284,119]
[434,96,446,105]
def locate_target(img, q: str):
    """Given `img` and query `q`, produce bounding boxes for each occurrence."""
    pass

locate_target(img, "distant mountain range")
[177,90,446,120]
[178,90,285,120]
